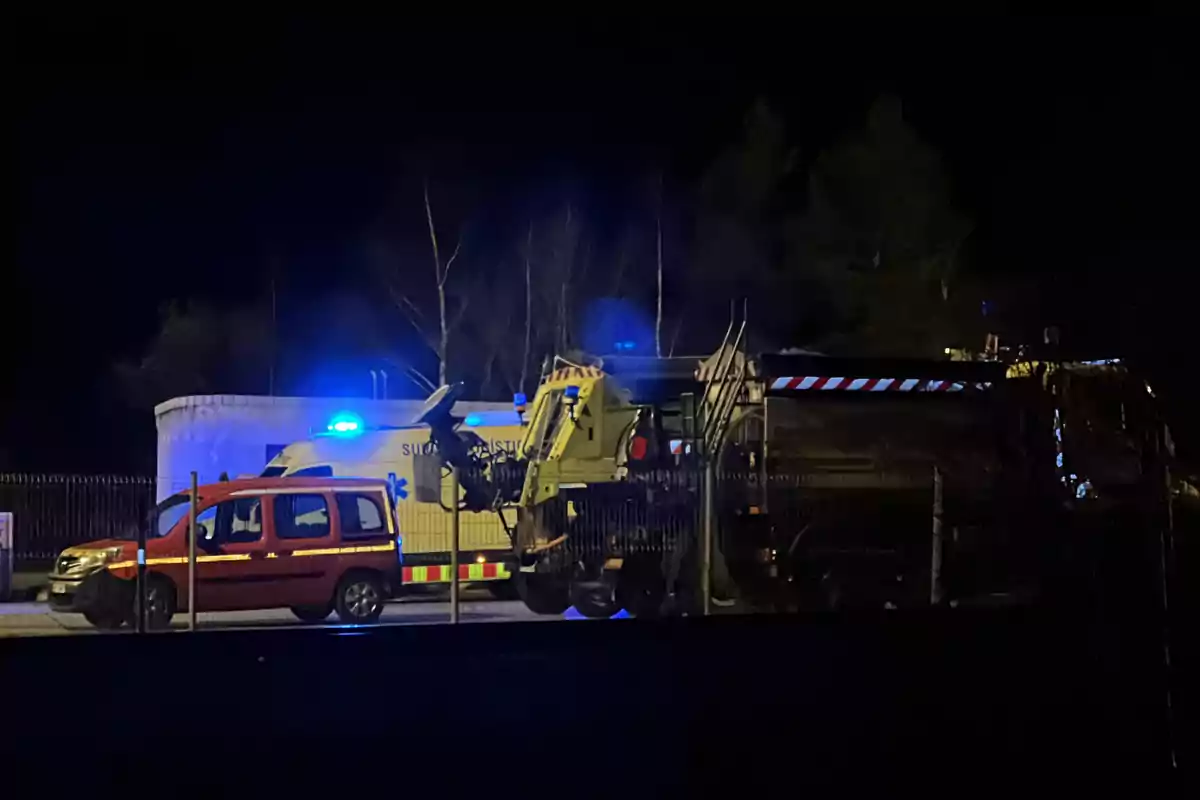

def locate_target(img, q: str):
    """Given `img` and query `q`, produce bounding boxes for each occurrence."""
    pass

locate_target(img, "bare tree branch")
[381,354,437,394]
[521,222,532,392]
[387,284,438,351]
[656,172,664,358]
[441,237,463,286]
[399,293,425,321]
[423,178,455,385]
[447,293,471,334]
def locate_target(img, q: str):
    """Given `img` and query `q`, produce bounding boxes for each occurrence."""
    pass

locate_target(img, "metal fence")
[0,474,157,566]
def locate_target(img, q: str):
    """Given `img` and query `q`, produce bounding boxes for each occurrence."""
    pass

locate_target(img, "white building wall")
[154,395,509,501]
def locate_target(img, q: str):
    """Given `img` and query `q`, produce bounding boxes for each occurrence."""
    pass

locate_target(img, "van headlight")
[73,547,124,573]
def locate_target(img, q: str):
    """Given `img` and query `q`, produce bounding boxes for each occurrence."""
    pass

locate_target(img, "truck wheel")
[570,581,621,619]
[516,572,569,615]
[617,560,666,619]
[290,604,332,623]
[335,572,385,623]
[83,610,125,630]
[486,580,519,600]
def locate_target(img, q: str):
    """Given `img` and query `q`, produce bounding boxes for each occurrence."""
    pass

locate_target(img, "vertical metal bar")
[188,471,198,632]
[702,462,714,616]
[450,466,461,625]
[931,466,945,605]
[760,398,770,514]
[135,482,148,634]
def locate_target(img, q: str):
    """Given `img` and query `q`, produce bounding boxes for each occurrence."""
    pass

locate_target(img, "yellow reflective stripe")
[106,541,393,570]
[496,562,511,579]
[291,542,395,557]
[340,543,395,554]
[291,547,342,557]
[412,566,428,583]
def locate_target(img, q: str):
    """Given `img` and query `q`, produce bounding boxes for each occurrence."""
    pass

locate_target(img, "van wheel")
[84,610,125,630]
[335,573,385,624]
[127,575,176,630]
[290,604,332,623]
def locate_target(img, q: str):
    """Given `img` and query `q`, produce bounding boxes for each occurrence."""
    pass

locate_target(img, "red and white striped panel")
[769,376,992,392]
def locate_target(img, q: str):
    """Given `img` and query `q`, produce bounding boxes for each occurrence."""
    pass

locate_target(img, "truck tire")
[569,580,621,619]
[486,579,519,600]
[516,572,569,615]
[617,557,666,619]
[335,572,385,624]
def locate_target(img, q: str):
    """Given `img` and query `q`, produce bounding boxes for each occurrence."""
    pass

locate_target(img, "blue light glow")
[327,411,364,436]
[513,392,527,409]
[464,414,483,427]
[614,340,637,352]
[563,606,632,620]
[564,385,580,400]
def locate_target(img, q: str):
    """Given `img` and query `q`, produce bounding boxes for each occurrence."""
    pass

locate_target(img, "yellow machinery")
[406,326,1183,621]
[501,340,1182,618]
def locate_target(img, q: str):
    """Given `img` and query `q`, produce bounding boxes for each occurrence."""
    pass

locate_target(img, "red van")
[47,477,401,629]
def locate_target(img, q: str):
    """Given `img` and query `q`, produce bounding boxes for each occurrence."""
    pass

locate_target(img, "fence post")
[702,462,714,616]
[135,489,147,634]
[931,466,945,606]
[188,471,198,631]
[0,512,13,602]
[450,466,460,624]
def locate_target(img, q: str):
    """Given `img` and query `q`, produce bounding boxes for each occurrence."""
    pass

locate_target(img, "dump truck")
[411,327,1183,620]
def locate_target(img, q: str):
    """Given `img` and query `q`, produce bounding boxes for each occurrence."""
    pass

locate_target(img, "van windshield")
[136,494,191,539]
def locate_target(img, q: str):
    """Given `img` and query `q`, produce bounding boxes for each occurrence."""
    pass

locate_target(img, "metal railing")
[0,474,156,566]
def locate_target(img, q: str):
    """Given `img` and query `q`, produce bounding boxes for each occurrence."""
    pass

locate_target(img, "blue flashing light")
[614,340,637,352]
[327,411,364,436]
[564,385,580,401]
[513,392,527,410]
[464,414,483,427]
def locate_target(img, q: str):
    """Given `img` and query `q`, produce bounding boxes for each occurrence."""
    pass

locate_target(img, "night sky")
[9,15,1199,472]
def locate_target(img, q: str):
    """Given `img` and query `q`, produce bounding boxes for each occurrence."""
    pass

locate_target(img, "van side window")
[195,506,218,542]
[227,497,263,543]
[337,493,386,538]
[192,498,264,544]
[275,494,331,539]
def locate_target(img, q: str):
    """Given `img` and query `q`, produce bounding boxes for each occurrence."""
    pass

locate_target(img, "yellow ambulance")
[262,411,523,593]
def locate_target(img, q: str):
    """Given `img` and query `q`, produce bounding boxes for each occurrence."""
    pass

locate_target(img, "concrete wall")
[154,395,510,501]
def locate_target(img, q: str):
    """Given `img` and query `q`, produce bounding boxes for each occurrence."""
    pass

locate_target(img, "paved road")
[0,594,551,637]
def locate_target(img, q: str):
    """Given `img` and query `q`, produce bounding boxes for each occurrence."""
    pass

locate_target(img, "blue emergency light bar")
[326,412,364,436]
